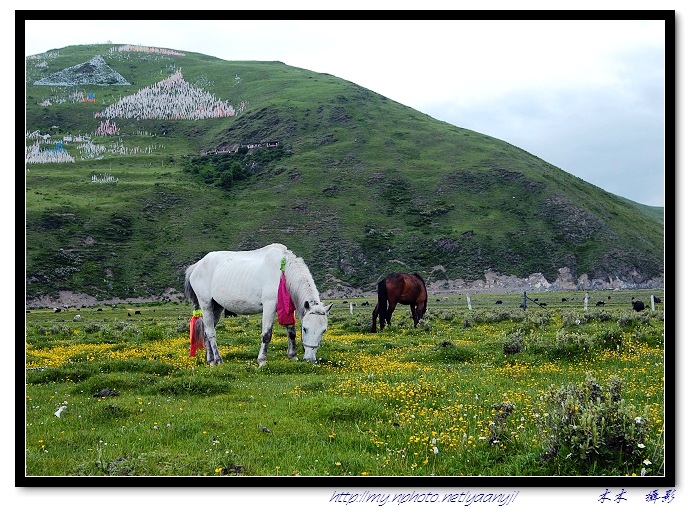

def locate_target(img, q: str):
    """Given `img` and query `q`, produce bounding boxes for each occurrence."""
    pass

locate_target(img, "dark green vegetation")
[24,291,665,477]
[25,44,664,302]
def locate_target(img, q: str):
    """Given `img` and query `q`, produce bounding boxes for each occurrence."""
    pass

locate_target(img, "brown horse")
[371,273,428,332]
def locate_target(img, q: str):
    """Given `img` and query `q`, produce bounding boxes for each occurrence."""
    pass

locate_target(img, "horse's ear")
[325,303,333,313]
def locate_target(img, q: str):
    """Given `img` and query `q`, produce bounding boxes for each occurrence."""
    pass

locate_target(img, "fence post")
[466,294,472,310]
[651,295,655,311]
[523,291,527,311]
[584,293,589,311]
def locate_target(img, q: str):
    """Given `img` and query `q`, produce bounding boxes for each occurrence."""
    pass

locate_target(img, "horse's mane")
[283,249,321,317]
[412,272,427,288]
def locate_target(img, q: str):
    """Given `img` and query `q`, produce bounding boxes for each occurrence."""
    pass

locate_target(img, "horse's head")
[301,301,333,362]
[418,298,428,319]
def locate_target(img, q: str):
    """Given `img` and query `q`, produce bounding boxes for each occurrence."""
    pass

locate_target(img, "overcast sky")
[23,16,667,206]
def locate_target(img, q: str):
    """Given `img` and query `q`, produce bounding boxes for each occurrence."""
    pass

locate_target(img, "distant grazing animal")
[653,296,661,303]
[561,298,568,302]
[495,300,503,305]
[184,243,332,366]
[596,301,605,307]
[632,300,645,312]
[371,273,428,332]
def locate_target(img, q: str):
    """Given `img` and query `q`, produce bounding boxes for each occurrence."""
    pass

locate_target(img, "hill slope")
[24,44,664,303]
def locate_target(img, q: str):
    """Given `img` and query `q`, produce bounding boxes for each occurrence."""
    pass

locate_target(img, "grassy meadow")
[24,290,665,478]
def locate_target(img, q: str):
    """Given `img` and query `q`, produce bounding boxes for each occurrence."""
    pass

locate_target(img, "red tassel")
[189,315,204,356]
[277,272,296,326]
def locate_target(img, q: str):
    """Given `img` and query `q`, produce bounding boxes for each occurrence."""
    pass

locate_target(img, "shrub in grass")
[473,309,525,324]
[434,308,457,321]
[560,310,586,328]
[562,309,614,326]
[584,309,613,323]
[113,321,141,333]
[49,324,72,337]
[537,373,651,475]
[554,329,596,357]
[633,328,664,348]
[524,309,552,328]
[83,322,105,334]
[341,312,373,333]
[488,402,515,446]
[142,326,166,341]
[594,326,624,350]
[503,330,525,355]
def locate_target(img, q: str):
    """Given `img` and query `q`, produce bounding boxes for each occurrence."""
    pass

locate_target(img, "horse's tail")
[377,277,389,329]
[185,263,205,356]
[184,263,200,308]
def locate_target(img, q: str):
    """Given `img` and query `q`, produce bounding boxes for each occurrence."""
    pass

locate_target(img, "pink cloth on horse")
[277,272,296,326]
[189,315,204,356]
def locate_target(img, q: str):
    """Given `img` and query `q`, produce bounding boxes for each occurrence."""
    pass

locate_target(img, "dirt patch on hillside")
[26,287,185,309]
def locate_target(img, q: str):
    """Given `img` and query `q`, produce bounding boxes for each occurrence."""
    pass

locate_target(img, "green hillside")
[24,44,664,302]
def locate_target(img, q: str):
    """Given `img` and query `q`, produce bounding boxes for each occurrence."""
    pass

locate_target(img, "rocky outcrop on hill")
[34,55,130,86]
[427,267,664,295]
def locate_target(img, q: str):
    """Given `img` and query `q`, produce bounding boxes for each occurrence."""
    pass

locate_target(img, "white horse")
[184,243,332,366]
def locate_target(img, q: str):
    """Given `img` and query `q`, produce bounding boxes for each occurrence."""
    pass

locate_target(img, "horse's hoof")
[257,359,267,367]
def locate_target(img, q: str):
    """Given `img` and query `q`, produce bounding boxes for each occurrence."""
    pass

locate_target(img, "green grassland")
[24,290,665,478]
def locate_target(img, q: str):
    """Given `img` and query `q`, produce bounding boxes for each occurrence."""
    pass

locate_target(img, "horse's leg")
[286,325,298,360]
[410,304,419,327]
[371,304,380,332]
[257,307,275,367]
[386,301,398,327]
[201,300,223,365]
